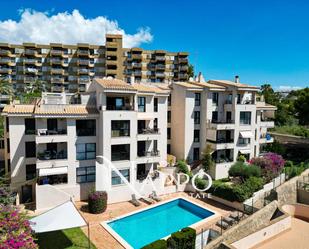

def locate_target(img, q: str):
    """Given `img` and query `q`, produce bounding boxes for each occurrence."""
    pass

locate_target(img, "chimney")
[235,75,240,83]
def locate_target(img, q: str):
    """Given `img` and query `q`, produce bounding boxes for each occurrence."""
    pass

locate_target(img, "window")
[7,139,9,153]
[212,111,218,123]
[212,92,219,105]
[26,164,36,180]
[237,94,241,104]
[194,111,200,124]
[154,98,158,112]
[76,166,95,183]
[6,117,9,132]
[76,120,96,136]
[240,112,251,125]
[0,140,4,149]
[195,93,201,106]
[167,128,171,139]
[25,142,36,158]
[167,144,171,154]
[194,130,200,142]
[227,94,232,104]
[111,144,130,161]
[111,169,130,185]
[138,97,146,112]
[76,143,96,160]
[25,118,35,135]
[167,111,171,123]
[239,137,250,145]
[168,95,171,106]
[193,148,200,161]
[111,120,130,137]
[154,118,158,129]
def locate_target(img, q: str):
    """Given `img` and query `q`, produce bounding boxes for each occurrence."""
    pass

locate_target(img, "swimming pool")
[103,197,216,249]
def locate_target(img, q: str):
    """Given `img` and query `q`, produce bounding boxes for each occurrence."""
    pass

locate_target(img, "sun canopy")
[239,131,253,138]
[30,201,87,233]
[239,149,251,154]
[39,167,68,176]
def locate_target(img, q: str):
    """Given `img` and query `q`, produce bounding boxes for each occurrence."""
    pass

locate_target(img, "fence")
[243,173,285,208]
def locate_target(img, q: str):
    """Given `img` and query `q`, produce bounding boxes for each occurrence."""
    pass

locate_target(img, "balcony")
[156,64,166,70]
[178,57,188,63]
[260,120,275,128]
[260,134,274,144]
[50,49,64,56]
[131,54,142,60]
[207,139,234,150]
[0,50,13,56]
[77,49,90,56]
[156,72,165,78]
[0,68,12,74]
[138,150,160,158]
[36,129,67,144]
[0,58,15,65]
[137,128,160,141]
[50,68,64,74]
[50,58,63,65]
[25,49,41,57]
[156,56,166,61]
[106,96,135,111]
[138,128,159,135]
[50,77,65,84]
[179,66,188,71]
[132,63,142,68]
[37,150,67,161]
[207,120,235,130]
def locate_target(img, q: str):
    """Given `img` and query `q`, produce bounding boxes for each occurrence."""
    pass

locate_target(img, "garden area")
[207,153,285,202]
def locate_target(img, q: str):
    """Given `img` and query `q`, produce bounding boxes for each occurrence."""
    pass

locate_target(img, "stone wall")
[205,201,280,249]
[276,169,309,206]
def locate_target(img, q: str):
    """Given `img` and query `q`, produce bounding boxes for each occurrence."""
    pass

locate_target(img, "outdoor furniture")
[130,194,141,207]
[230,211,243,221]
[223,216,234,225]
[216,220,229,230]
[149,191,161,202]
[141,197,155,204]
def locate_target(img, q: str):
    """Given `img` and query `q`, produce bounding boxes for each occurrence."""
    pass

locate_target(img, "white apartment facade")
[170,77,276,179]
[2,78,169,210]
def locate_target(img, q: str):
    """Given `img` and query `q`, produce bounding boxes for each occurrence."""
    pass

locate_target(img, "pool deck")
[253,217,309,249]
[77,192,233,249]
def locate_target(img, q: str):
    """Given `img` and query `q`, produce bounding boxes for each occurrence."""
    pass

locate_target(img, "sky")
[0,0,308,90]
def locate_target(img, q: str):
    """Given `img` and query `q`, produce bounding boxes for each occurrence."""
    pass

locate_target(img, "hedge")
[228,162,261,180]
[88,191,107,214]
[141,240,167,249]
[167,227,196,249]
[209,177,264,202]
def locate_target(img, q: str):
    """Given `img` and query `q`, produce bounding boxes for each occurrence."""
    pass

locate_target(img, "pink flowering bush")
[250,153,285,181]
[0,205,38,249]
[88,191,107,214]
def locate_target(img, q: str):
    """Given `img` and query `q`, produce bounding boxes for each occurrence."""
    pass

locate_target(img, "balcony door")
[137,141,146,157]
[47,119,58,131]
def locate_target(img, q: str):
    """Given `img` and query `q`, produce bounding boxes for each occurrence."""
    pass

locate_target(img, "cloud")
[0,9,153,47]
[277,85,302,92]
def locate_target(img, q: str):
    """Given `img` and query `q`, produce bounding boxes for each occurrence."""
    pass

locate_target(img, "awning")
[239,149,251,154]
[239,131,253,138]
[30,201,87,233]
[39,167,68,176]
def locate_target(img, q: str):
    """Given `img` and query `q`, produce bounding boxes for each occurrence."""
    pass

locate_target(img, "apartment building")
[0,34,189,95]
[2,78,169,209]
[170,77,276,179]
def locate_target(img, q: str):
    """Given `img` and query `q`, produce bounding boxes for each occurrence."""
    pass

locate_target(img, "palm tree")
[0,77,13,97]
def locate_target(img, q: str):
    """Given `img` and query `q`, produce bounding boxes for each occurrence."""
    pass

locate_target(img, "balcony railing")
[37,150,67,160]
[211,119,234,124]
[208,138,234,144]
[106,105,134,111]
[138,150,160,157]
[213,157,233,164]
[138,128,159,135]
[111,129,130,137]
[37,129,67,136]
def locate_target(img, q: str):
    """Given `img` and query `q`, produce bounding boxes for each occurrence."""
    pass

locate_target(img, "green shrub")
[244,177,264,193]
[237,155,246,162]
[209,177,264,202]
[229,162,261,181]
[88,191,107,214]
[142,240,167,249]
[194,177,208,190]
[285,160,294,168]
[176,160,191,175]
[167,227,196,249]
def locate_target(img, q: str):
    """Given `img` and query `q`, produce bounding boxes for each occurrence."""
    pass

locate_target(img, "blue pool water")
[107,198,214,249]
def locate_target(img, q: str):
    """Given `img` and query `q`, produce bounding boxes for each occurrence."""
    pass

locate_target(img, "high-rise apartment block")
[0,34,189,94]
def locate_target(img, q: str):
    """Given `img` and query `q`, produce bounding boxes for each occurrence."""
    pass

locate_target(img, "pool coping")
[101,196,220,249]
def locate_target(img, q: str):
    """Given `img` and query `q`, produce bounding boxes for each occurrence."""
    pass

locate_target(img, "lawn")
[36,227,96,249]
